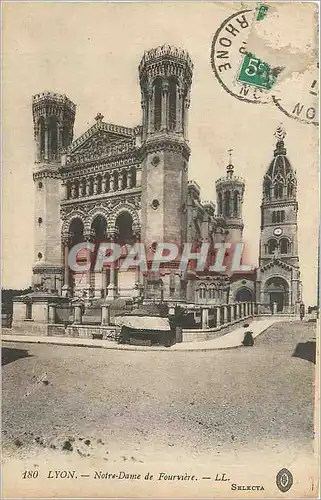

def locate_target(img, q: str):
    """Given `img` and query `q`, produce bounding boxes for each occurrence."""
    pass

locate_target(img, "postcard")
[2,1,319,498]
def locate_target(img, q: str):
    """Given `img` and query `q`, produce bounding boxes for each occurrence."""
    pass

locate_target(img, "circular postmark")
[272,64,319,126]
[211,9,271,105]
[211,6,319,125]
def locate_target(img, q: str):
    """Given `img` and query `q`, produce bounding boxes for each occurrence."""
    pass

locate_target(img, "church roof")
[63,114,140,166]
[215,150,245,189]
[68,115,136,154]
[266,147,292,179]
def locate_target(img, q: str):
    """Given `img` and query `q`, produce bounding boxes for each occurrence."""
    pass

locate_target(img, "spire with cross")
[226,148,234,177]
[274,124,287,156]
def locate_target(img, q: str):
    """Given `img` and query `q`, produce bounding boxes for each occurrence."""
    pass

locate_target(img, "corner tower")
[215,152,245,243]
[256,125,301,314]
[139,45,193,249]
[259,126,299,267]
[32,92,76,293]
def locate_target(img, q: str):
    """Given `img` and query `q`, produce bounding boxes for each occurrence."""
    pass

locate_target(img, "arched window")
[26,301,32,320]
[62,124,70,149]
[48,116,58,160]
[66,181,72,200]
[233,191,239,216]
[69,218,84,247]
[116,212,134,246]
[168,78,177,131]
[280,238,289,254]
[114,171,119,190]
[264,180,271,200]
[267,239,278,255]
[38,117,45,159]
[272,212,276,223]
[130,167,136,187]
[235,287,254,302]
[91,215,107,241]
[224,191,231,217]
[153,78,162,131]
[122,170,128,190]
[218,192,223,215]
[81,179,86,197]
[198,284,206,300]
[97,175,102,194]
[281,210,285,222]
[105,174,110,192]
[74,180,80,198]
[274,184,283,199]
[89,177,94,195]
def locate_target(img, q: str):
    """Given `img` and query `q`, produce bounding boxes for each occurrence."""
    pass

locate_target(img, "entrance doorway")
[235,287,254,302]
[264,277,289,313]
[269,291,284,312]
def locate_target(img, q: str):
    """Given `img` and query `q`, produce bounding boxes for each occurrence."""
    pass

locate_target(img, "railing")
[48,301,254,342]
[184,302,254,334]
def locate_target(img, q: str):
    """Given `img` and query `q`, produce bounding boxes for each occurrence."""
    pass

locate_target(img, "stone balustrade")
[183,302,254,342]
[47,301,254,343]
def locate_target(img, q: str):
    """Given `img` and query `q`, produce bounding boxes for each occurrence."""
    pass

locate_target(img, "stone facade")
[30,45,236,305]
[12,46,302,331]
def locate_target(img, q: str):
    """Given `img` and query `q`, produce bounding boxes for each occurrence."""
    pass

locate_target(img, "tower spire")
[274,124,287,156]
[226,148,234,178]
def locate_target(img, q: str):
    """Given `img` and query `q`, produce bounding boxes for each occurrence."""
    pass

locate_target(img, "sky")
[2,2,319,305]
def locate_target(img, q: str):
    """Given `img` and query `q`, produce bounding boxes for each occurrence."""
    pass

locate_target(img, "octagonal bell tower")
[32,92,76,293]
[215,152,245,243]
[139,45,193,249]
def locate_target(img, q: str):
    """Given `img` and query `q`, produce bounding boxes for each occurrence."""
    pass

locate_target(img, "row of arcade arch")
[265,238,291,255]
[66,212,138,247]
[217,190,241,218]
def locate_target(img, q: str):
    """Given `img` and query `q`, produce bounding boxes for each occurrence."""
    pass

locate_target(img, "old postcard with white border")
[1,1,320,498]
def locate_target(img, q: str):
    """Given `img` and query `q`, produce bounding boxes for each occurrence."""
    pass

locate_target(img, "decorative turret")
[32,91,76,294]
[215,150,245,243]
[262,125,297,203]
[259,125,299,267]
[139,45,194,302]
[256,126,301,315]
[32,91,76,163]
[139,44,193,142]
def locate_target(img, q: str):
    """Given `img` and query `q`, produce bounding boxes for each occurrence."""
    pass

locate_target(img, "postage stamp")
[236,5,278,91]
[2,1,320,499]
[211,8,272,104]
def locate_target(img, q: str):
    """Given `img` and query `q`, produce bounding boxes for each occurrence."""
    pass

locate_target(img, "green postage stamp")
[237,4,277,90]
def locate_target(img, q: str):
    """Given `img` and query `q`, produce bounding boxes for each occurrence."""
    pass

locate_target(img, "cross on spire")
[226,148,234,177]
[274,124,287,156]
[274,124,286,142]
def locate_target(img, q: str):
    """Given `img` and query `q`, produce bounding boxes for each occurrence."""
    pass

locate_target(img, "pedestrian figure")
[300,302,305,321]
[242,331,254,346]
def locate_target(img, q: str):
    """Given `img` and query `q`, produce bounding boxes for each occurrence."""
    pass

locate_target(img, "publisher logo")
[276,468,293,493]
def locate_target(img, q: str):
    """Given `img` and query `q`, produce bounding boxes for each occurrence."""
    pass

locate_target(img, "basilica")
[29,44,302,317]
